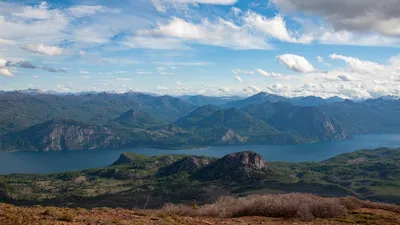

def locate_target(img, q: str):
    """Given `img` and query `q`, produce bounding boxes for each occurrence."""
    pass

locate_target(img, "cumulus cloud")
[256,69,283,77]
[0,68,13,76]
[0,58,8,67]
[139,16,271,50]
[12,2,51,19]
[79,71,90,74]
[0,57,13,76]
[24,43,64,56]
[330,53,384,74]
[243,11,311,44]
[277,54,315,73]
[176,81,183,86]
[234,76,243,82]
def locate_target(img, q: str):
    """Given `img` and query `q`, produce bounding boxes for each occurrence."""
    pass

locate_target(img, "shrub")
[162,193,349,221]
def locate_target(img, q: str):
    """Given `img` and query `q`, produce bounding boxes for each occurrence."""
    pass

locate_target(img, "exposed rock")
[112,153,135,165]
[194,151,268,183]
[158,156,213,175]
[159,155,175,165]
[221,151,267,170]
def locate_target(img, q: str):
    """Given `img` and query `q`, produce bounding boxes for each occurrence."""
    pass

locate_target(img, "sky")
[0,0,400,99]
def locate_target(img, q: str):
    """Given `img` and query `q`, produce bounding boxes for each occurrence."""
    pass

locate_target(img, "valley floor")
[1,203,400,225]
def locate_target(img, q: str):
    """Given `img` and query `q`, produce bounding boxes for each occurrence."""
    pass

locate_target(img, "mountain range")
[0,90,399,151]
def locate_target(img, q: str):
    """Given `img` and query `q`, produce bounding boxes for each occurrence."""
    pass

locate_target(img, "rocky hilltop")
[194,151,269,183]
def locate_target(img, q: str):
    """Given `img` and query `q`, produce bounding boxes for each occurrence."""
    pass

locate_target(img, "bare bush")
[162,193,348,221]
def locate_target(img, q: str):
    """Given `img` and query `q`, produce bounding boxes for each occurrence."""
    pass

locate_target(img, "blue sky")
[0,0,400,99]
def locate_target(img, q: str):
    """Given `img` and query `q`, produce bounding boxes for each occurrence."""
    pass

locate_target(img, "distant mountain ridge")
[0,91,399,151]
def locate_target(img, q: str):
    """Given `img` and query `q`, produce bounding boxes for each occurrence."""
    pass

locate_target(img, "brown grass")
[162,193,400,221]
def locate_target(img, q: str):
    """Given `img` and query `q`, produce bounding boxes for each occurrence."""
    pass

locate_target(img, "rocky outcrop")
[158,156,214,175]
[194,151,268,183]
[112,153,136,165]
[220,151,267,170]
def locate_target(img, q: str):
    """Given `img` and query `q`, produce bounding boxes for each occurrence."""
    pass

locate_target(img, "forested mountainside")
[0,91,399,151]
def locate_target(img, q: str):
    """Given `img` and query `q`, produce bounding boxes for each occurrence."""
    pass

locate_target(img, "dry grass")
[162,193,400,221]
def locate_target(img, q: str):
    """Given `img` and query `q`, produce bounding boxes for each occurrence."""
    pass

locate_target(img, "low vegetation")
[0,148,399,210]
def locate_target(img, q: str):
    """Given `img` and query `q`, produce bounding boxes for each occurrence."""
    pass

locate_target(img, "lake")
[0,134,399,175]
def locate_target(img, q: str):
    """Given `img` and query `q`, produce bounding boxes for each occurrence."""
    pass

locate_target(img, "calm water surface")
[0,134,399,174]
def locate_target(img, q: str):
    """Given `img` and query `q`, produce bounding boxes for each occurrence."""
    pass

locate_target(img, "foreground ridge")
[1,193,400,225]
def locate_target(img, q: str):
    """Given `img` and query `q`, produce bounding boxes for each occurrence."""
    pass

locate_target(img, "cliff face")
[0,119,124,151]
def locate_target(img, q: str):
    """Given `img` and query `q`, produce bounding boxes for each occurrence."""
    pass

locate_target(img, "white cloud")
[330,53,384,74]
[79,71,90,74]
[152,0,238,12]
[79,50,86,56]
[0,68,13,76]
[123,36,189,50]
[24,43,64,56]
[155,61,210,66]
[12,2,51,20]
[232,69,254,75]
[115,71,126,74]
[176,81,183,86]
[243,11,310,44]
[234,76,243,82]
[0,38,16,45]
[67,5,108,17]
[256,69,283,77]
[0,58,8,67]
[243,85,260,94]
[139,16,272,50]
[277,54,315,73]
